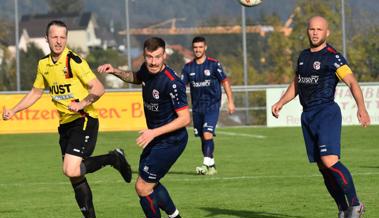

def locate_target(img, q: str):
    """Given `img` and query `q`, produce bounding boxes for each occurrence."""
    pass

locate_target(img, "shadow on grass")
[0,209,21,214]
[358,165,379,169]
[168,170,198,176]
[201,207,304,218]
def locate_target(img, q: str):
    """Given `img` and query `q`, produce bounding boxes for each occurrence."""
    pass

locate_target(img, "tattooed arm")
[97,64,141,84]
[68,78,105,112]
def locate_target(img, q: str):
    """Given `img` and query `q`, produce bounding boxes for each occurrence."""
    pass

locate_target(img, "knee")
[203,132,213,141]
[63,167,81,178]
[135,180,154,197]
[320,155,339,169]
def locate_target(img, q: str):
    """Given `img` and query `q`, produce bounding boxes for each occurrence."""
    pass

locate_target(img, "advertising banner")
[0,92,146,134]
[266,85,379,127]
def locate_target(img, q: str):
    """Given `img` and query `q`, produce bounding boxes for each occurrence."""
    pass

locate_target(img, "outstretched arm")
[222,79,236,114]
[341,73,370,127]
[2,87,43,120]
[97,64,141,84]
[271,76,298,118]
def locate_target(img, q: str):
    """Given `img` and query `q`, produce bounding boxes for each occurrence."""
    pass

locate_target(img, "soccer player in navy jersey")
[98,37,189,218]
[181,36,235,175]
[272,16,370,218]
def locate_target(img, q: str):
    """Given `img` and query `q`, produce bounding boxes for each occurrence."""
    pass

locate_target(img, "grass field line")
[217,130,266,139]
[1,171,378,187]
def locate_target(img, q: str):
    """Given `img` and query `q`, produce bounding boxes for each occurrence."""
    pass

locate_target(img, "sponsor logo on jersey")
[50,84,72,94]
[313,61,321,70]
[299,62,304,65]
[191,80,211,87]
[189,72,195,76]
[298,75,319,84]
[204,69,211,76]
[144,101,159,111]
[152,89,160,99]
[52,94,74,101]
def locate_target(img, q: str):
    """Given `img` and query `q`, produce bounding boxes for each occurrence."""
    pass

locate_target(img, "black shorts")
[58,116,99,158]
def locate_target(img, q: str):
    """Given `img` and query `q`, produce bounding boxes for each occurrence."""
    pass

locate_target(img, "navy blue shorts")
[139,135,188,183]
[301,103,342,163]
[192,110,220,137]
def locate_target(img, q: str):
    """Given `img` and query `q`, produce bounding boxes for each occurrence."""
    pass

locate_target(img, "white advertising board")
[266,85,379,127]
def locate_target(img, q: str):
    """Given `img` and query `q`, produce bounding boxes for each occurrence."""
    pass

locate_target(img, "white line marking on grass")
[217,131,266,139]
[1,172,378,187]
[168,171,379,182]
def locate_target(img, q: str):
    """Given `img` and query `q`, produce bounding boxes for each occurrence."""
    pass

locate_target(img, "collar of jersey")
[47,47,69,66]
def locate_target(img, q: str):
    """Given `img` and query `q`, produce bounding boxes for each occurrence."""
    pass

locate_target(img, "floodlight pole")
[125,0,132,88]
[341,0,347,58]
[15,0,20,91]
[241,5,249,124]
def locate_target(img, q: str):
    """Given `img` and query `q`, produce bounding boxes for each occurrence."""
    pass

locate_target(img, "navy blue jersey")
[136,64,188,145]
[181,57,227,112]
[296,44,348,111]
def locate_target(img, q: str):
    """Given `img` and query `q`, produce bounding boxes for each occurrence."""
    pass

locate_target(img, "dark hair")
[143,37,165,52]
[46,20,68,36]
[192,36,206,44]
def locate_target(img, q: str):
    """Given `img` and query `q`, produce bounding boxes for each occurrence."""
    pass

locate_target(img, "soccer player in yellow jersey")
[2,20,132,218]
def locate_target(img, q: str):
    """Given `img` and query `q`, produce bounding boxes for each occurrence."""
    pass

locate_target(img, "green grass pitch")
[0,126,378,218]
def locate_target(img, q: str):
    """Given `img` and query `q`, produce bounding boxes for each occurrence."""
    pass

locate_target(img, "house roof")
[20,12,92,38]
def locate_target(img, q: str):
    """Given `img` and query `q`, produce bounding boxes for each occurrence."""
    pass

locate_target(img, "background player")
[2,20,131,218]
[271,16,369,218]
[97,37,189,218]
[181,36,235,175]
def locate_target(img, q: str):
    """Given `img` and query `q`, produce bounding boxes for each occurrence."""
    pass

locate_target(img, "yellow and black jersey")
[33,47,98,124]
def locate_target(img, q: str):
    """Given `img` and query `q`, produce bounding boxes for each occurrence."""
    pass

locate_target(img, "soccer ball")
[238,0,262,7]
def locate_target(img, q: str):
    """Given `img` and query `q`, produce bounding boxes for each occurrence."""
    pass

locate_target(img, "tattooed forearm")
[82,93,101,104]
[112,71,141,84]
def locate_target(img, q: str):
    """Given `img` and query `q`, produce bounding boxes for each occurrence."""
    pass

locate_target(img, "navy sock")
[329,161,360,206]
[82,153,114,174]
[139,192,161,218]
[72,178,96,218]
[154,183,177,215]
[319,168,349,211]
[201,138,214,158]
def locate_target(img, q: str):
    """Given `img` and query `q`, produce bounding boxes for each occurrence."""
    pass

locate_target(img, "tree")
[20,43,45,90]
[349,27,379,81]
[86,48,127,88]
[0,48,16,91]
[261,14,294,84]
[46,0,84,14]
[289,0,343,64]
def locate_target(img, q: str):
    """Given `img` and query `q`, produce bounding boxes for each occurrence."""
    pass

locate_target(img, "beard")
[309,37,326,48]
